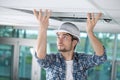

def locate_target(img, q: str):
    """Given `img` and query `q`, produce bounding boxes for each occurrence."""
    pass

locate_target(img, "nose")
[57,37,63,44]
[58,38,63,42]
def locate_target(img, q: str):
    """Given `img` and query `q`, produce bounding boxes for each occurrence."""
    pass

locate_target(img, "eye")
[63,34,70,39]
[56,33,71,40]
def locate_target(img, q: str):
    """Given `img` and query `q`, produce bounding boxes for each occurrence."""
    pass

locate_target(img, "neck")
[61,51,74,61]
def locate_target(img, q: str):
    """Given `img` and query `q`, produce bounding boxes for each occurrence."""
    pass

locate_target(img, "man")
[33,9,107,80]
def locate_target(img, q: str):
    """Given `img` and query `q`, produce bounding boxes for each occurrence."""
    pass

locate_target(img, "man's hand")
[86,13,102,33]
[86,13,104,56]
[33,9,51,30]
[33,9,51,59]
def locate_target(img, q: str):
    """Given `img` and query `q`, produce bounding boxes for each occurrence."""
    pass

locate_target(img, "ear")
[72,40,78,47]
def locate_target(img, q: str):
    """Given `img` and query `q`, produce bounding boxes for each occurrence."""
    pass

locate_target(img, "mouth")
[57,44,64,49]
[58,44,63,46]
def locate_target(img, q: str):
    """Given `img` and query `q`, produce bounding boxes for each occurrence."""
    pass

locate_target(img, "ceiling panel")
[0,0,120,33]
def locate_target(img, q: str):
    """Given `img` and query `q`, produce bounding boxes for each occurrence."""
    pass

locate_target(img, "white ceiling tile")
[0,0,120,33]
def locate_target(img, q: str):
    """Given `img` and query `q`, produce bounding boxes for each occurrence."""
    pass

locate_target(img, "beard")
[57,46,72,52]
[58,48,68,52]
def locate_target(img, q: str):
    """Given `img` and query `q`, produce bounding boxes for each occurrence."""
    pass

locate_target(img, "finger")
[44,9,48,18]
[43,9,51,22]
[95,13,102,22]
[42,9,48,21]
[33,9,39,19]
[92,13,95,21]
[87,13,91,21]
[38,9,42,20]
[46,10,51,20]
[45,9,48,17]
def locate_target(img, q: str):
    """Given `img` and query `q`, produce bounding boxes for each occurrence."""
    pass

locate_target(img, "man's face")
[56,32,76,52]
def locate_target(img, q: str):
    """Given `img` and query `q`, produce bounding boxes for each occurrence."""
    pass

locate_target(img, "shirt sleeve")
[82,47,107,70]
[35,52,56,69]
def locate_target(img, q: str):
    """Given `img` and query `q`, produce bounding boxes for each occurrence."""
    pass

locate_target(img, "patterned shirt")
[35,51,107,80]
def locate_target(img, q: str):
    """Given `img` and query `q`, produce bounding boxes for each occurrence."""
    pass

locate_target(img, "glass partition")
[0,44,13,80]
[19,46,32,80]
[116,34,120,80]
[0,25,119,80]
[88,61,112,80]
[116,63,120,80]
[116,34,120,60]
[0,26,38,39]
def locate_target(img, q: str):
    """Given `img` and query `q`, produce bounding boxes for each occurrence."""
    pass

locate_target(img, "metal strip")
[12,42,19,80]
[111,34,117,80]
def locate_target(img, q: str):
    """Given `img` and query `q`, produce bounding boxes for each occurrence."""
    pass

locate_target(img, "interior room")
[0,0,120,80]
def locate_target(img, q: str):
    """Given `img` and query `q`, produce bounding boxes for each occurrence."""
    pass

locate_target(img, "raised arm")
[33,9,51,59]
[86,13,104,56]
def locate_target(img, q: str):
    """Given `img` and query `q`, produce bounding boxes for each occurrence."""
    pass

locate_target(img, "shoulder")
[45,53,61,59]
[75,52,90,57]
[74,52,92,60]
[46,53,58,57]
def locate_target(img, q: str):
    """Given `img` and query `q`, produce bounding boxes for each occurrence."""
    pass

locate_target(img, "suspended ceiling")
[0,0,120,33]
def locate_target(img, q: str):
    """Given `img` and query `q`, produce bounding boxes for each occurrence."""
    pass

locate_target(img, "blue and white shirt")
[35,51,107,80]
